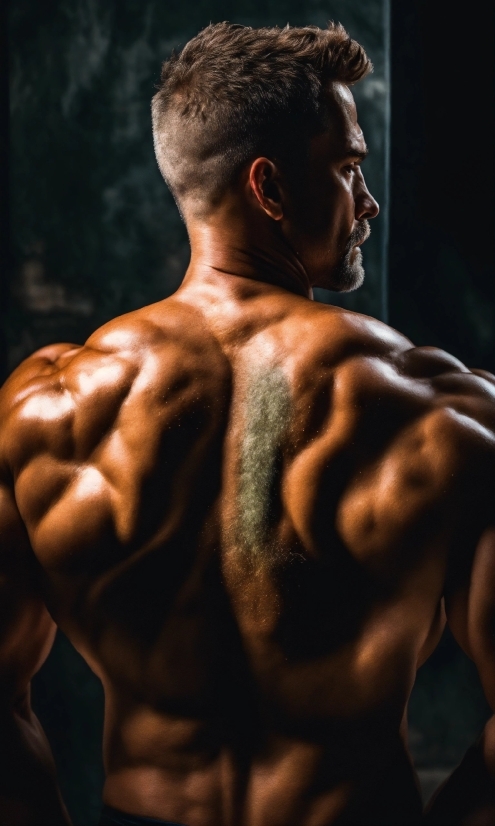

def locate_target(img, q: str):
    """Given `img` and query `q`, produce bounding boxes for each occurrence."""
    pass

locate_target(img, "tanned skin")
[1,82,495,826]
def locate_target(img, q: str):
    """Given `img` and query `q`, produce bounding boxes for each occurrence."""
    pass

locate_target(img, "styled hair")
[151,22,371,217]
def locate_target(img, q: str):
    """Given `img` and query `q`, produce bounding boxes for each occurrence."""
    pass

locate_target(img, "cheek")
[285,173,353,272]
[295,179,340,242]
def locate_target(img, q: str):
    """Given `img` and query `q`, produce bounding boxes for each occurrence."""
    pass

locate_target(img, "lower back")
[102,717,423,825]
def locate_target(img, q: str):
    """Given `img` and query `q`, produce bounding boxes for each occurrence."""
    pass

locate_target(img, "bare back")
[2,277,495,825]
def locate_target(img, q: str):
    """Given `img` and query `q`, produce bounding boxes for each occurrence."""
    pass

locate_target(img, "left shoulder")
[0,337,136,479]
[397,344,495,440]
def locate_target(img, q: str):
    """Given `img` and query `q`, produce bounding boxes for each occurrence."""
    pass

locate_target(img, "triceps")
[0,480,55,705]
[466,527,495,710]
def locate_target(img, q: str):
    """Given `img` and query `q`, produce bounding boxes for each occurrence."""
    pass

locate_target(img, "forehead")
[328,82,358,123]
[317,81,366,158]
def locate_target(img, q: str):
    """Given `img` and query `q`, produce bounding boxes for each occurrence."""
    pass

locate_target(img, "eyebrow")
[344,145,369,161]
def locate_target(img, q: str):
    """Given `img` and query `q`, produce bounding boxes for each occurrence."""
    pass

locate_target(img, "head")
[152,22,379,292]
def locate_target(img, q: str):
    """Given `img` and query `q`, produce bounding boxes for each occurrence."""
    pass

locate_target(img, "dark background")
[2,1,494,823]
[389,0,495,797]
[391,0,495,789]
[390,3,494,371]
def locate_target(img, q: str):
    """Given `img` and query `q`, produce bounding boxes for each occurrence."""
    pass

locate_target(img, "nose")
[355,172,379,221]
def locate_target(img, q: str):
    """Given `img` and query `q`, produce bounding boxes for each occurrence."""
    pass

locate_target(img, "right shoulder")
[285,304,495,549]
[293,303,495,433]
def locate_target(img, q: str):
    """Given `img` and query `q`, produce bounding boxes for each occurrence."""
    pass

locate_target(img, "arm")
[424,529,495,824]
[329,340,495,822]
[401,351,495,822]
[0,352,74,825]
[0,333,144,824]
[0,478,70,825]
[336,341,495,822]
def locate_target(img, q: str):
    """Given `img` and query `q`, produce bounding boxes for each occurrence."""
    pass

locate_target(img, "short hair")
[151,22,371,218]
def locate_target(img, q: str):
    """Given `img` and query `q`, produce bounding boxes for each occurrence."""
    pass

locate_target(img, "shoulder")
[284,305,495,559]
[289,302,410,363]
[0,330,135,478]
[293,302,495,427]
[286,302,495,502]
[0,300,230,477]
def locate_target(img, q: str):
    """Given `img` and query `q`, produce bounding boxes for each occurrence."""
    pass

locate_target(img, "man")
[0,21,494,826]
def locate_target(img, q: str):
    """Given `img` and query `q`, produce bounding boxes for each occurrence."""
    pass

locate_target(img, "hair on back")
[151,21,371,218]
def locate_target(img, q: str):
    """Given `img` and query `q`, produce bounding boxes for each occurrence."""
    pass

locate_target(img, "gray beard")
[331,220,369,292]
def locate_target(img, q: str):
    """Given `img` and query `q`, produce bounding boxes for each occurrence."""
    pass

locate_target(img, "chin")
[318,248,365,292]
[335,267,365,293]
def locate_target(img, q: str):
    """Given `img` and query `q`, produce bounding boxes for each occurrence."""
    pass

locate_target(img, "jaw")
[310,246,365,293]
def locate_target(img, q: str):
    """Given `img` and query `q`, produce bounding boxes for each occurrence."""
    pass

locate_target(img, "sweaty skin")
[1,81,495,825]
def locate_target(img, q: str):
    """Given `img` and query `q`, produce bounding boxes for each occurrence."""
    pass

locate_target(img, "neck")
[184,216,313,300]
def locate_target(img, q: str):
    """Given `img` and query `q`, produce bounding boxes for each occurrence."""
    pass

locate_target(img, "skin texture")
[1,82,495,826]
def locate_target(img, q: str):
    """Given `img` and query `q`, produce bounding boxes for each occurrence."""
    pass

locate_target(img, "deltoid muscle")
[237,367,291,560]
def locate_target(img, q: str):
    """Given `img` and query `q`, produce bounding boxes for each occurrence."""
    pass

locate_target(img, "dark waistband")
[99,805,187,826]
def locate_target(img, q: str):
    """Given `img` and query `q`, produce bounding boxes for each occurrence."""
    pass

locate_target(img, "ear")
[248,157,284,221]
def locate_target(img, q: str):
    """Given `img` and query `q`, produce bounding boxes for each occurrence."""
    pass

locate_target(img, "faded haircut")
[151,22,372,217]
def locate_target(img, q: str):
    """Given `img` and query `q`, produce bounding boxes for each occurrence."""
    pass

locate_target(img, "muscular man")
[1,22,495,826]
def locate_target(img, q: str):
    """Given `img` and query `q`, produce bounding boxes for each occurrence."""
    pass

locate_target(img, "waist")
[103,736,422,826]
[100,807,186,826]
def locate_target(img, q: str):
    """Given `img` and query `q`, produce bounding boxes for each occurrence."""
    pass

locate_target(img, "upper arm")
[0,329,150,704]
[0,314,226,580]
[402,345,495,427]
[468,528,495,710]
[445,528,495,715]
[404,348,495,703]
[0,478,55,703]
[285,338,495,564]
[0,344,88,702]
[0,340,139,579]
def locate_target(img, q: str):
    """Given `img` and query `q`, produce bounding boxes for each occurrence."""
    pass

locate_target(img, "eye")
[343,163,358,176]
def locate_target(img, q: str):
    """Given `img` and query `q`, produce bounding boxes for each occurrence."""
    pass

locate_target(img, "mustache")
[347,220,371,250]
